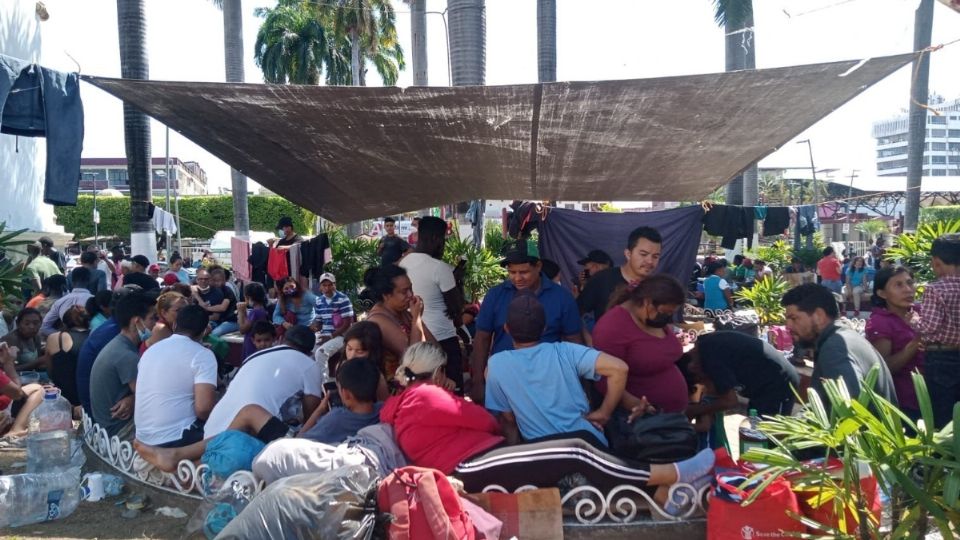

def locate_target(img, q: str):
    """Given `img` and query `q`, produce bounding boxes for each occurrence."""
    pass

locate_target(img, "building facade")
[872,98,960,177]
[79,157,209,196]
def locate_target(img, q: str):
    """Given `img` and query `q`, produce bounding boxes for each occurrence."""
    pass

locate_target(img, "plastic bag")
[215,464,382,540]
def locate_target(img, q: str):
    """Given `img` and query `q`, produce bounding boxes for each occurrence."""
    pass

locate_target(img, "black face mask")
[645,312,673,328]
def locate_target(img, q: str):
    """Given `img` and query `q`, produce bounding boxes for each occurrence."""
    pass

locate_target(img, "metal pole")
[844,170,858,259]
[798,139,818,248]
[165,127,171,258]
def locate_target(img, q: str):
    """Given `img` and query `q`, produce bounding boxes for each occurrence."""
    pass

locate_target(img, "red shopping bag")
[708,449,805,540]
[790,459,882,537]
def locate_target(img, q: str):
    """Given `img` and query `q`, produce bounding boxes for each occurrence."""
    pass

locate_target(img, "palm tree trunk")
[117,0,154,260]
[536,0,556,83]
[722,8,756,207]
[411,0,428,85]
[904,0,934,232]
[350,27,362,86]
[448,0,486,246]
[222,0,249,238]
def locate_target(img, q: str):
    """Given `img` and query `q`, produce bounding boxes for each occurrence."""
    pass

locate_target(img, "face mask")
[278,230,285,238]
[137,324,152,342]
[283,288,297,297]
[645,312,673,328]
[198,285,210,293]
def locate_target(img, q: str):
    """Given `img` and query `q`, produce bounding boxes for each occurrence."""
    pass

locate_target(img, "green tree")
[254,1,330,84]
[329,0,405,86]
[210,0,250,238]
[713,0,757,207]
[116,0,154,257]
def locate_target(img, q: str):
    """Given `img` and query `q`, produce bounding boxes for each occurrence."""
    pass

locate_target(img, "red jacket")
[380,383,503,474]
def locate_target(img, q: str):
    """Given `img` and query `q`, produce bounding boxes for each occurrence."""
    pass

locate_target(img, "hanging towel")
[702,204,755,250]
[0,54,84,206]
[231,237,252,282]
[267,247,289,282]
[763,207,791,237]
[152,207,178,235]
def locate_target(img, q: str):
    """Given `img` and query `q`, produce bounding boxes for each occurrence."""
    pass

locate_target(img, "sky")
[32,0,960,194]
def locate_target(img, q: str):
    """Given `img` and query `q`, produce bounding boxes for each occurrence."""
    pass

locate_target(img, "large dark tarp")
[81,54,913,223]
[538,205,705,291]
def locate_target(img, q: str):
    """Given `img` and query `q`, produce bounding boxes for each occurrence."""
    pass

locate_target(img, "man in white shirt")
[399,216,465,393]
[134,326,323,472]
[134,305,218,449]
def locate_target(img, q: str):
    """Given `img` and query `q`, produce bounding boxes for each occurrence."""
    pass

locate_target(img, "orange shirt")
[817,256,842,281]
[25,293,46,309]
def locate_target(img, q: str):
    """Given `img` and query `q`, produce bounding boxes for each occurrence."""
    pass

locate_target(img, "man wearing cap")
[276,216,302,248]
[470,240,582,404]
[24,241,62,294]
[310,272,354,342]
[38,236,66,273]
[122,255,160,291]
[578,227,662,324]
[400,216,465,392]
[575,249,614,296]
[40,266,93,337]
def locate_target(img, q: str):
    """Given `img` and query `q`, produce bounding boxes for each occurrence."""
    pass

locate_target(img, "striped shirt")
[919,275,960,346]
[314,291,354,336]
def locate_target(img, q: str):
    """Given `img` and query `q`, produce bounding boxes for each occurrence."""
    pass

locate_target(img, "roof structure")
[83,54,913,223]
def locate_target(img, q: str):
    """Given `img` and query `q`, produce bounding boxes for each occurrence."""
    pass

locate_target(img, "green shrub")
[751,240,792,274]
[443,236,507,303]
[53,195,314,240]
[0,222,30,307]
[733,276,789,325]
[920,205,960,225]
[324,228,379,312]
[484,225,509,258]
[885,219,960,284]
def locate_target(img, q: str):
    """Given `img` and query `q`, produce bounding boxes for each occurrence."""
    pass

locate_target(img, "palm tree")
[448,0,486,246]
[329,0,405,86]
[713,0,757,208]
[210,0,250,237]
[904,0,934,232]
[404,0,427,85]
[254,2,330,84]
[116,0,154,258]
[537,0,556,83]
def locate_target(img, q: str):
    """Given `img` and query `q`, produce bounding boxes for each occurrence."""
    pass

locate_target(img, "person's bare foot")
[133,439,179,472]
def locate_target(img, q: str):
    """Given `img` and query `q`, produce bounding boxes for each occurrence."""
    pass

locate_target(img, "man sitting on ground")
[89,291,155,438]
[134,305,218,448]
[680,331,800,417]
[299,357,383,444]
[782,283,897,405]
[203,325,322,440]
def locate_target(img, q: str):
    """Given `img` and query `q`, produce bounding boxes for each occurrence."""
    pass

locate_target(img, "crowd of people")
[1,214,958,514]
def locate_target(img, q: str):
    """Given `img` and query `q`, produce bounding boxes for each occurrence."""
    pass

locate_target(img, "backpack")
[377,466,476,540]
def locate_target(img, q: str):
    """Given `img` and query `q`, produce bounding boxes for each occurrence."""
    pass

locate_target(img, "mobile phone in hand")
[323,381,343,408]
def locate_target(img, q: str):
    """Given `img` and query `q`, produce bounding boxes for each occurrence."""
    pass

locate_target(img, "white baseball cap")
[319,272,336,284]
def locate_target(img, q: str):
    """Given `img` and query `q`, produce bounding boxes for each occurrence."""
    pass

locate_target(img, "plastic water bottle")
[26,389,75,473]
[0,468,81,527]
[738,408,769,457]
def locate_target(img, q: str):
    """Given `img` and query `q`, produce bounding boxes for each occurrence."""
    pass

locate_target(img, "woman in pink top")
[865,266,924,419]
[592,274,688,414]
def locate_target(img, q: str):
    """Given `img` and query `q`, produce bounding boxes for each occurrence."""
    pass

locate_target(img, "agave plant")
[742,367,960,539]
[733,276,789,325]
[0,222,30,306]
[885,219,960,284]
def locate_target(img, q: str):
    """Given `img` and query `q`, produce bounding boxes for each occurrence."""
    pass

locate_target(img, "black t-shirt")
[123,271,159,291]
[198,286,225,307]
[577,266,627,321]
[276,234,303,248]
[221,286,238,323]
[697,331,799,400]
[379,235,410,266]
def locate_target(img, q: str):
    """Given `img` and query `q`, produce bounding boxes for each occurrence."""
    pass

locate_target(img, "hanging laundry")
[300,233,332,280]
[0,54,84,206]
[231,237,252,282]
[753,206,767,220]
[152,206,178,235]
[248,242,270,285]
[267,247,289,282]
[798,205,819,236]
[287,242,302,281]
[702,204,755,250]
[762,207,791,237]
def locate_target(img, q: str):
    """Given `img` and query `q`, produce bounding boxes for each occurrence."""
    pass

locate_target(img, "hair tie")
[626,280,641,292]
[403,367,417,381]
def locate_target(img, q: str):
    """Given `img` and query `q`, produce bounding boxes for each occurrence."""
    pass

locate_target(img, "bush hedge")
[920,205,960,225]
[53,195,314,239]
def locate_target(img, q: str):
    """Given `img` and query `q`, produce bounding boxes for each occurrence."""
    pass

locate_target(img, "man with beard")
[782,283,897,405]
[577,227,662,323]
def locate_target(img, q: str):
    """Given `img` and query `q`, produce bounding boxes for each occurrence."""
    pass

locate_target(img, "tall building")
[78,157,209,196]
[872,97,960,177]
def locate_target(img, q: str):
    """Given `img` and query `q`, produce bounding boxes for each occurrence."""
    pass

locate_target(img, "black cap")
[277,216,294,229]
[500,240,540,267]
[131,255,150,269]
[38,236,54,247]
[577,249,614,266]
[506,291,545,343]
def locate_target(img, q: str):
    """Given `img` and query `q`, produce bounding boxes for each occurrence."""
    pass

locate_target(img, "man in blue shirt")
[469,241,582,404]
[310,272,355,342]
[484,292,627,447]
[76,285,140,415]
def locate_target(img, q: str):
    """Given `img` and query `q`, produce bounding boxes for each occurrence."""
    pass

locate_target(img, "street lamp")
[82,171,100,248]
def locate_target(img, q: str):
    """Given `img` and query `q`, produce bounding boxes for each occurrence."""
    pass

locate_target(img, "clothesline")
[700,184,929,212]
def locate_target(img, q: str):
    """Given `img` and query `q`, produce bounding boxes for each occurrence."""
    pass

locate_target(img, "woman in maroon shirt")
[592,274,688,414]
[381,342,714,508]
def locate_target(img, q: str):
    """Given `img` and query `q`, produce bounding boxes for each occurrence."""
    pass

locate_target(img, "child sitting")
[298,357,383,444]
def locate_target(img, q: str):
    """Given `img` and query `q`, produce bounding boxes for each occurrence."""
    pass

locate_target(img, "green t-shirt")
[25,256,62,284]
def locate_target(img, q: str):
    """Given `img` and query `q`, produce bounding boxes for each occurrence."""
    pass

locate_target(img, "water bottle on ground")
[738,408,769,457]
[0,467,81,527]
[27,388,76,473]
